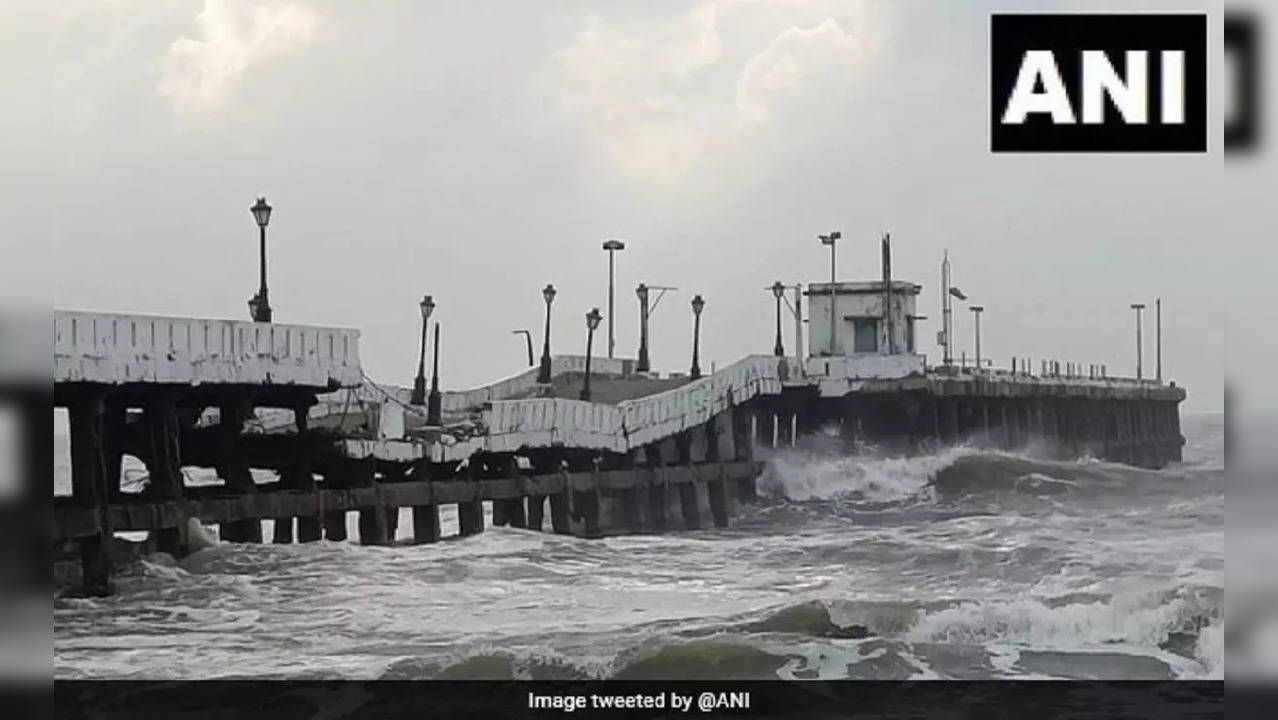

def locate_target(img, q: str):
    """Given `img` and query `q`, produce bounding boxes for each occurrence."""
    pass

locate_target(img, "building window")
[853,317,879,353]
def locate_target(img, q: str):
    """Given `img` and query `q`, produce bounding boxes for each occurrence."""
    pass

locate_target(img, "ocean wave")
[904,585,1222,666]
[757,446,977,503]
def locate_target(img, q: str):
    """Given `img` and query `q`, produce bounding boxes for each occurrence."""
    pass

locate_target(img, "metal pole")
[427,322,442,425]
[1156,298,1162,383]
[257,225,272,322]
[637,284,650,372]
[793,285,803,372]
[1132,304,1146,380]
[412,311,428,405]
[607,249,615,359]
[942,253,951,366]
[773,292,784,356]
[829,241,837,356]
[514,330,533,366]
[538,293,553,383]
[581,328,594,401]
[971,307,983,370]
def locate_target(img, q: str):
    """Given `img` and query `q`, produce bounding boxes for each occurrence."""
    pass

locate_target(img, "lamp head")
[586,307,602,330]
[250,197,272,228]
[691,294,705,315]
[420,294,435,320]
[542,283,556,305]
[602,239,626,251]
[1131,303,1146,310]
[770,281,785,299]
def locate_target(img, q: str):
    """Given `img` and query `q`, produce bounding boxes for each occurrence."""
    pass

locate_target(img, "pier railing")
[484,355,789,453]
[54,310,362,388]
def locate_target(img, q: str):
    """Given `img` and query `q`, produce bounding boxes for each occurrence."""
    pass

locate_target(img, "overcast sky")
[14,0,1231,412]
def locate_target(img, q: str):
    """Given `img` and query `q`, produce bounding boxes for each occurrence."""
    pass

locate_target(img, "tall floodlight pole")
[818,231,841,355]
[1156,298,1162,383]
[249,197,273,322]
[538,284,556,383]
[1131,303,1146,380]
[581,308,602,401]
[769,282,786,356]
[970,306,984,371]
[602,239,626,359]
[690,295,705,379]
[411,295,435,405]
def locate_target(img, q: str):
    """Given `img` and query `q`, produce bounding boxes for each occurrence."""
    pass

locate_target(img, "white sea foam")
[757,445,978,503]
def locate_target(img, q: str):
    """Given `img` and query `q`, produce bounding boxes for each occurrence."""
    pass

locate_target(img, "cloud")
[736,17,863,124]
[546,2,725,177]
[541,0,878,181]
[159,0,317,115]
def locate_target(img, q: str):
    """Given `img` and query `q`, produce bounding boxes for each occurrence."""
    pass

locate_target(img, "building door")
[853,317,879,353]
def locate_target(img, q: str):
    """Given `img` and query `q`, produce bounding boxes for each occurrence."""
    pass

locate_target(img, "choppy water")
[53,415,1224,680]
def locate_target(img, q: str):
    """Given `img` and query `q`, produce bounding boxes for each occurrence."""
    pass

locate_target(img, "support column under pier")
[216,399,262,544]
[68,391,113,597]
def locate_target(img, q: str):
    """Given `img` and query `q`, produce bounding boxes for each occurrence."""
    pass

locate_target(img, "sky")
[10,0,1235,412]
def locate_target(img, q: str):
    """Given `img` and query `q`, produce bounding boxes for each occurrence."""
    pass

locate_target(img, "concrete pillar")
[458,463,485,538]
[322,460,354,542]
[731,401,757,503]
[644,445,669,531]
[707,470,730,528]
[575,481,602,538]
[676,431,702,530]
[68,391,113,596]
[411,504,441,543]
[526,495,546,532]
[103,402,127,505]
[291,404,324,544]
[143,394,186,557]
[217,400,262,543]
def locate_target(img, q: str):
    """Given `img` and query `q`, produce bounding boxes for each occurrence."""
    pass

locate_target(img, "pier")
[52,253,1185,598]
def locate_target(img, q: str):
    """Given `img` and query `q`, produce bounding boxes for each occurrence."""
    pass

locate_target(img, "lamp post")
[249,197,273,323]
[770,281,786,356]
[970,306,984,371]
[690,294,705,379]
[602,239,626,359]
[513,330,533,366]
[818,231,841,355]
[537,284,556,383]
[427,322,442,425]
[1131,303,1146,380]
[636,283,650,372]
[410,295,435,405]
[581,308,602,401]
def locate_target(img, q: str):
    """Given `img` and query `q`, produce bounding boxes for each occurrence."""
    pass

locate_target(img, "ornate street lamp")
[690,294,705,379]
[249,197,273,322]
[410,295,435,406]
[581,308,603,401]
[770,281,786,356]
[538,283,556,383]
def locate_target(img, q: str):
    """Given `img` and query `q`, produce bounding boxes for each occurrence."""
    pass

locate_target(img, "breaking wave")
[757,446,978,504]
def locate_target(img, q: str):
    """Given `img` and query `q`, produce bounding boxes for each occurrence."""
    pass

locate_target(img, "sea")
[52,413,1224,681]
